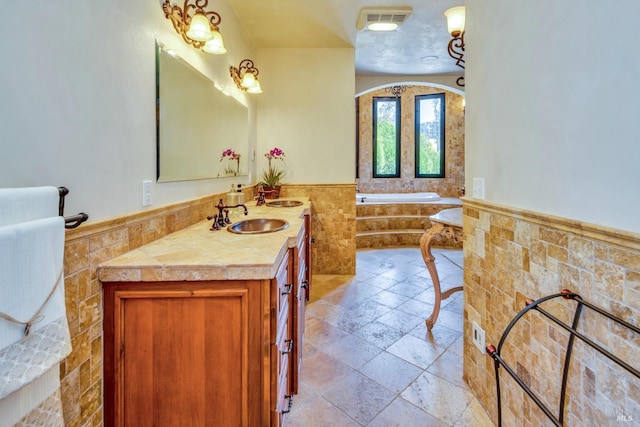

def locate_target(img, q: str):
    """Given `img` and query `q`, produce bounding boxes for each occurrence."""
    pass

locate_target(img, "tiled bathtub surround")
[356,201,462,249]
[462,198,640,426]
[356,86,465,197]
[59,183,355,426]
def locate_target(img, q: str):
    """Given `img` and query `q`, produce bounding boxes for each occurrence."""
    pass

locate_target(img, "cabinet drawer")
[275,252,293,321]
[274,361,292,425]
[275,334,292,387]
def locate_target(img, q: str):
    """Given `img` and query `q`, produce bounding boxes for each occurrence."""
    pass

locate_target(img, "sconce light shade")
[230,59,262,94]
[202,30,227,54]
[163,0,226,54]
[240,71,257,89]
[444,6,466,36]
[246,81,262,94]
[186,13,214,41]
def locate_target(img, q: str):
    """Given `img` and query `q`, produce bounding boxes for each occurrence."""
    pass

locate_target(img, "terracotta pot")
[263,185,281,199]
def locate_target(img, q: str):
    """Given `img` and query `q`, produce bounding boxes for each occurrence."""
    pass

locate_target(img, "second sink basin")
[265,200,303,208]
[227,218,289,234]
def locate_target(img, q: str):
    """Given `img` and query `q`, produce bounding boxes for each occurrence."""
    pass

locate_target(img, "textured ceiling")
[228,0,464,76]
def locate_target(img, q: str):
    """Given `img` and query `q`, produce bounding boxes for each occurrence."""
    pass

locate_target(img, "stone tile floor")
[286,247,494,427]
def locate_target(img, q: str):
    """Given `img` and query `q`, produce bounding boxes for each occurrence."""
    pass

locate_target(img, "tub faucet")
[207,198,248,230]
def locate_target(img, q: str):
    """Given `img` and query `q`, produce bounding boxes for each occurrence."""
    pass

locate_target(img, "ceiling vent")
[356,7,412,31]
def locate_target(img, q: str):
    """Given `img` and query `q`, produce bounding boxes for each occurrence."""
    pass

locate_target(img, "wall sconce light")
[162,0,227,54]
[444,6,465,87]
[229,59,262,94]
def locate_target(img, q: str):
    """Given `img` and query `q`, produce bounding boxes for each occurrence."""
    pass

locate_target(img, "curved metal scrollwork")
[447,31,465,87]
[162,0,222,49]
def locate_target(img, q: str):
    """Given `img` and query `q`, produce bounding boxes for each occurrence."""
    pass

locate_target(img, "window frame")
[372,96,401,178]
[415,93,446,178]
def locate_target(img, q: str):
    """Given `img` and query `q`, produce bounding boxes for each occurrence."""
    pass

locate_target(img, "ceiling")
[228,0,464,77]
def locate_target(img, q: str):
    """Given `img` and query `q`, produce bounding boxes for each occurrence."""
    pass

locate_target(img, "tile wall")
[462,198,639,425]
[59,183,356,426]
[357,86,465,197]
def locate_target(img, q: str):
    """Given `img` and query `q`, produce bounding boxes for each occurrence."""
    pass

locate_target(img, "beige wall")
[356,85,465,197]
[0,0,258,222]
[464,2,640,423]
[256,48,356,185]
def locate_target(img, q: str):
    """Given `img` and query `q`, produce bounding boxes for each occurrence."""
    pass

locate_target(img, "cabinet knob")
[282,338,294,354]
[282,283,293,295]
[282,395,294,414]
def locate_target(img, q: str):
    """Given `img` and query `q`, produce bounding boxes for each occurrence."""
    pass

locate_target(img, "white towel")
[0,216,66,351]
[0,186,60,227]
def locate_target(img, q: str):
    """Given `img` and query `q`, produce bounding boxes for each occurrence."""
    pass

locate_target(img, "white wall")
[0,0,256,222]
[256,48,356,184]
[466,1,640,233]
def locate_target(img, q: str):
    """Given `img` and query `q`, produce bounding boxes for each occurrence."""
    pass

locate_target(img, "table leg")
[420,224,464,330]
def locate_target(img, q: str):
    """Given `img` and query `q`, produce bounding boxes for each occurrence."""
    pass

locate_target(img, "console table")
[420,207,464,330]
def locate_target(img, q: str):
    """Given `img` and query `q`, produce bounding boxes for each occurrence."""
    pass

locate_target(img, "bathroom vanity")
[98,200,311,427]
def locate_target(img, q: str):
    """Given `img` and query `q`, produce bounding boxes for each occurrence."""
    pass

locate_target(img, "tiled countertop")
[97,198,311,282]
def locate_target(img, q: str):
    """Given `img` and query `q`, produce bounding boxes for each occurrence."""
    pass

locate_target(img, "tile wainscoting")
[59,183,356,426]
[462,198,639,426]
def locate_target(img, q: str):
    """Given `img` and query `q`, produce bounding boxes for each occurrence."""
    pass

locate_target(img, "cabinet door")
[270,252,293,427]
[291,240,307,395]
[103,281,265,427]
[304,213,312,301]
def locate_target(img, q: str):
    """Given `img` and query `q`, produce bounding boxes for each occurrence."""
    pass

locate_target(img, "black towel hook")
[58,186,89,229]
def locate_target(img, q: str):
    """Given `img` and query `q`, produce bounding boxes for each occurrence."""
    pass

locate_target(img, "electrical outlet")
[472,178,485,200]
[142,180,152,207]
[472,321,486,354]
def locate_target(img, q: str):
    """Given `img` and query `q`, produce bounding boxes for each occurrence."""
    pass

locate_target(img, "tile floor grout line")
[286,248,493,427]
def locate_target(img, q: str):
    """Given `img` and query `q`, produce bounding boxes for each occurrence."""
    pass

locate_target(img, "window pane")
[415,94,445,177]
[373,98,400,177]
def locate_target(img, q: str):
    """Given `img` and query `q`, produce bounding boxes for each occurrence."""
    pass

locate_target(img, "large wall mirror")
[156,41,249,182]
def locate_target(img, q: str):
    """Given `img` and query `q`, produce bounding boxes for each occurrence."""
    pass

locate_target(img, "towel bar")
[486,289,639,426]
[57,186,89,229]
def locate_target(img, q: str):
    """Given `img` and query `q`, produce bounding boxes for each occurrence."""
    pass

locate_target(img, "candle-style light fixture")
[162,0,227,54]
[444,6,465,87]
[229,59,262,94]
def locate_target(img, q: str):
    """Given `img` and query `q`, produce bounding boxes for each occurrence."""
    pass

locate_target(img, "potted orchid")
[260,147,286,198]
[220,148,241,176]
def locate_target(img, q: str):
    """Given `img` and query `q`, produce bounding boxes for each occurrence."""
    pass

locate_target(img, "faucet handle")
[209,214,221,231]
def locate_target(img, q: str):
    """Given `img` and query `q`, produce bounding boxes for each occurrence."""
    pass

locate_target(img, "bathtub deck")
[356,199,463,249]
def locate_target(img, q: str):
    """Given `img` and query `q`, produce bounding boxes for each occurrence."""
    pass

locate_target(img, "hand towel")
[0,186,60,227]
[0,216,66,351]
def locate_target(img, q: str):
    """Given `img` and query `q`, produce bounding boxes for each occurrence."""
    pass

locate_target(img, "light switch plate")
[472,321,486,353]
[473,178,485,200]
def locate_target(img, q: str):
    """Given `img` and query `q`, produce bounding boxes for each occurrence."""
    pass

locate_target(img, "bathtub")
[356,192,441,204]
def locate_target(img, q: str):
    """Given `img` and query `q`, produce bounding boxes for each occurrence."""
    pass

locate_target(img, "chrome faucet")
[207,198,248,230]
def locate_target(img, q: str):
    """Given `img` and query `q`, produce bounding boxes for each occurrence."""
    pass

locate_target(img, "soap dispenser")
[226,183,244,206]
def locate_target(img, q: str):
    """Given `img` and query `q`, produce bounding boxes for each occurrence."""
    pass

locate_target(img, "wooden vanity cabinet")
[102,213,311,427]
[102,279,269,427]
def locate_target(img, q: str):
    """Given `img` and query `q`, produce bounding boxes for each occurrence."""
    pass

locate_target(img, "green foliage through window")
[415,94,445,177]
[373,97,400,177]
